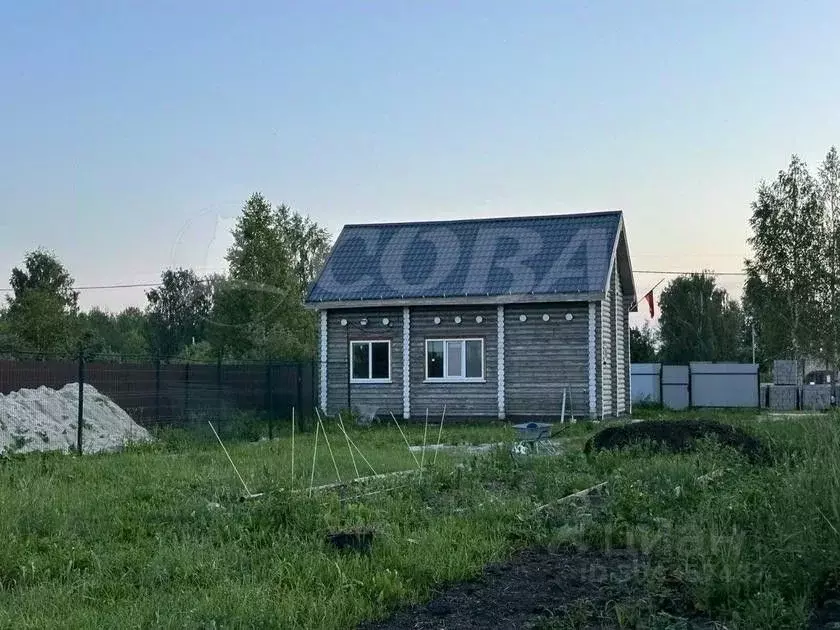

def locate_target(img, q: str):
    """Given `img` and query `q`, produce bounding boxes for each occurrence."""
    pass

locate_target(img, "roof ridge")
[340,210,622,230]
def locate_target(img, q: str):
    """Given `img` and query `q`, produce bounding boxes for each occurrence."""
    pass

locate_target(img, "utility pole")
[751,319,756,365]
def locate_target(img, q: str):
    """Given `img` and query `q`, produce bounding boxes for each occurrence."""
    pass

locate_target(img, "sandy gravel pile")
[0,383,152,455]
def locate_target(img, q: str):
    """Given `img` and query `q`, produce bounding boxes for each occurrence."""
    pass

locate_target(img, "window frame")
[349,339,392,383]
[424,337,485,383]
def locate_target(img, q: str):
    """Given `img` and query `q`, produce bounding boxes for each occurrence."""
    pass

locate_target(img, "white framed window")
[350,340,391,383]
[425,338,485,382]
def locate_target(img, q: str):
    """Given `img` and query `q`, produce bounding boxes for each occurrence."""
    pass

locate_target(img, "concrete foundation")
[769,384,798,411]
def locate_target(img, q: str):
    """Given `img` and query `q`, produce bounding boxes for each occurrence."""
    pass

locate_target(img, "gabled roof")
[306,210,635,308]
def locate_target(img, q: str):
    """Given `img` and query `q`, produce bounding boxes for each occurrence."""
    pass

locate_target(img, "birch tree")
[209,193,331,360]
[819,147,840,368]
[744,155,826,362]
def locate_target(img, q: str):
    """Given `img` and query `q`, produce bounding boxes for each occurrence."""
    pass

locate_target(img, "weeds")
[1,412,839,628]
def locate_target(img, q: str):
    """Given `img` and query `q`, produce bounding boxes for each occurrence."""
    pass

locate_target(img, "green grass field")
[1,411,839,629]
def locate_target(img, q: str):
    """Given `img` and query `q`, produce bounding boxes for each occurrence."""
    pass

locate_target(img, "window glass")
[465,340,483,378]
[427,340,444,378]
[371,342,390,379]
[352,343,369,379]
[446,340,463,377]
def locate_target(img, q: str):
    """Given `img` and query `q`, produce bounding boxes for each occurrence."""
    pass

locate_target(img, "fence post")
[77,347,85,455]
[155,358,161,424]
[296,362,303,417]
[311,360,317,419]
[658,363,663,407]
[216,355,223,424]
[266,361,274,440]
[688,364,693,408]
[184,361,191,423]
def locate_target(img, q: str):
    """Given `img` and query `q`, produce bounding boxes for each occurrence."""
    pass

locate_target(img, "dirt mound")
[584,419,770,463]
[358,546,646,630]
[359,545,718,629]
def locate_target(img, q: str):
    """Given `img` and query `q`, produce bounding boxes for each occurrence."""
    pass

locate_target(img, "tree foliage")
[820,147,840,366]
[0,194,330,363]
[658,273,745,364]
[145,269,212,361]
[209,193,331,360]
[745,148,840,366]
[4,249,80,355]
[629,323,659,363]
[77,306,150,359]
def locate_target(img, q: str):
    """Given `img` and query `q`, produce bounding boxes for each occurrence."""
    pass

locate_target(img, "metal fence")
[0,353,316,453]
[631,362,760,410]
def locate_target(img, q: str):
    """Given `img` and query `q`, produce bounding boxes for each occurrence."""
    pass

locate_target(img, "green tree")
[629,323,659,362]
[658,272,745,363]
[145,269,212,361]
[819,146,840,368]
[744,155,827,363]
[204,275,252,360]
[4,249,79,356]
[113,307,151,357]
[77,306,150,360]
[209,193,330,360]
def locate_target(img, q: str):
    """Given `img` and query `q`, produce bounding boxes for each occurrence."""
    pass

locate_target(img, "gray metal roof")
[306,211,634,306]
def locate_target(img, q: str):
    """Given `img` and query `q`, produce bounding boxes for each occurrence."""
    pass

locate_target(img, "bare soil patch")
[809,575,840,629]
[358,545,648,630]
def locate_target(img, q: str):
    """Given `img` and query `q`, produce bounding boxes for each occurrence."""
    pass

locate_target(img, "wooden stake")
[335,411,360,479]
[309,420,320,497]
[535,481,607,512]
[432,404,447,466]
[291,407,295,486]
[420,408,429,480]
[390,411,421,469]
[316,411,341,483]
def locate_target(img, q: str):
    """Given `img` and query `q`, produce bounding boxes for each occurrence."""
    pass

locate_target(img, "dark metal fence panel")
[0,356,316,431]
[85,360,160,424]
[0,359,77,393]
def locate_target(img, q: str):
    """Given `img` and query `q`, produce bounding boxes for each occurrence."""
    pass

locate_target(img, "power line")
[634,269,746,277]
[0,268,748,293]
[0,282,160,293]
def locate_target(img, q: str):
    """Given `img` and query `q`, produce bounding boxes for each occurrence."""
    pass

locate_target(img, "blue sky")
[1,1,839,323]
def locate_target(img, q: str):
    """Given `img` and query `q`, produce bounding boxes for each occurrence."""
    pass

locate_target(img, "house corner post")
[403,307,410,419]
[588,302,597,419]
[613,271,621,417]
[319,310,328,412]
[497,305,505,420]
[627,311,633,416]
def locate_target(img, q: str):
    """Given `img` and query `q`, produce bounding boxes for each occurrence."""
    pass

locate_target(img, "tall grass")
[2,412,839,628]
[581,413,840,628]
[0,420,593,629]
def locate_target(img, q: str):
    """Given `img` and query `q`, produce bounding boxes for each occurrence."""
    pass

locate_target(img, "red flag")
[643,291,655,318]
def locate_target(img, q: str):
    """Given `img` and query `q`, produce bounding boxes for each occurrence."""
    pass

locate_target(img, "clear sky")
[2,1,839,327]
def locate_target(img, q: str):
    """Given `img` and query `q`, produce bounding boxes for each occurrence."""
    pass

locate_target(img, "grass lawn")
[1,411,839,629]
